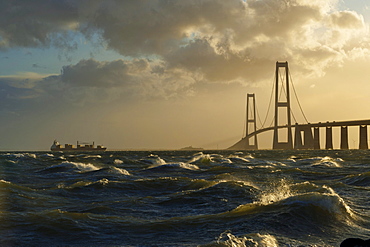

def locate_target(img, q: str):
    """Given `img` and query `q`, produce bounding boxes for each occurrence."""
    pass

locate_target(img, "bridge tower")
[273,61,293,149]
[244,93,258,149]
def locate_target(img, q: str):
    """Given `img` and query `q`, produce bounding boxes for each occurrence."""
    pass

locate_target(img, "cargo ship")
[51,140,107,151]
[180,145,204,151]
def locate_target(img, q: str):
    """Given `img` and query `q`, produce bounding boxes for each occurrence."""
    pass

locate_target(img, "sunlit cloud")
[1,0,369,93]
[4,5,370,139]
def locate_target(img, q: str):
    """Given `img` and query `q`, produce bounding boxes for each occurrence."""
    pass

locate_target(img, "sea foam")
[217,231,279,247]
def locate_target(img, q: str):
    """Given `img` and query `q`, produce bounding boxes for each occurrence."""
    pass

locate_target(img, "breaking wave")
[215,232,279,247]
[40,161,101,173]
[1,150,370,246]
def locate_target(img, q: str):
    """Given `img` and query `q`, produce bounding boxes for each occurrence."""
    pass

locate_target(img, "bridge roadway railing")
[229,119,370,150]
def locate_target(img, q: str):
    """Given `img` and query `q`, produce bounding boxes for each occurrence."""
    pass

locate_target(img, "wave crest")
[110,167,130,175]
[216,231,278,247]
[41,162,100,173]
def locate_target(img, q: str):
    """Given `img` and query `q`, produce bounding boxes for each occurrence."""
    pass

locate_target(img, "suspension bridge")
[229,61,370,150]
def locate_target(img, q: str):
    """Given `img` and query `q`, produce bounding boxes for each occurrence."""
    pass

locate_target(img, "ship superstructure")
[51,140,106,151]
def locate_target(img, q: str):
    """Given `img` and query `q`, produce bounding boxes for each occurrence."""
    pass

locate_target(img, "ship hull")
[51,147,106,152]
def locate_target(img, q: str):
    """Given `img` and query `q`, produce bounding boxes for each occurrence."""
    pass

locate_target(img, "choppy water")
[1,150,370,246]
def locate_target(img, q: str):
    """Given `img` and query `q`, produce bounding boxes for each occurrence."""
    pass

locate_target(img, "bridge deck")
[229,119,370,150]
[248,119,370,138]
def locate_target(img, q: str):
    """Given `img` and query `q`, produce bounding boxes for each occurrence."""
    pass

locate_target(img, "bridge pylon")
[244,93,258,149]
[229,61,370,151]
[273,61,293,150]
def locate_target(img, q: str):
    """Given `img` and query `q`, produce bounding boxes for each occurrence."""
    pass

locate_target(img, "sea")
[1,150,370,246]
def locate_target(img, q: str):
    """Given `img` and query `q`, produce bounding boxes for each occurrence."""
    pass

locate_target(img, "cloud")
[0,0,78,49]
[77,0,369,82]
[61,59,141,87]
[79,0,249,56]
[0,58,196,106]
[1,0,370,95]
[60,58,195,98]
[329,10,364,29]
[0,72,50,88]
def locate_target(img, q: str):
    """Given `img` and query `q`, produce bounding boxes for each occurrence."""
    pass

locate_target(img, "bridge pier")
[359,125,368,149]
[294,124,314,149]
[325,126,333,150]
[313,127,320,149]
[340,126,349,150]
[229,119,370,151]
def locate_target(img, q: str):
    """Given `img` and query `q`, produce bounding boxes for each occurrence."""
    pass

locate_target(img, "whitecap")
[257,178,293,205]
[110,167,130,175]
[5,153,36,159]
[257,179,355,219]
[313,156,342,168]
[217,231,278,247]
[83,155,102,159]
[71,162,100,172]
[147,162,199,171]
[282,191,354,219]
[0,179,11,184]
[228,156,250,164]
[143,154,166,166]
[114,159,124,165]
[5,160,17,164]
[212,157,233,164]
[55,161,100,173]
[40,153,54,158]
[57,156,66,160]
[188,153,212,164]
[178,163,199,170]
[26,153,36,159]
[98,178,109,185]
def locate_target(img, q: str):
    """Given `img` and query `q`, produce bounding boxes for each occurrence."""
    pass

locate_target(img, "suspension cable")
[277,68,298,124]
[242,94,247,138]
[242,63,308,138]
[290,105,298,124]
[256,104,264,128]
[260,73,275,129]
[289,70,309,123]
[278,67,305,125]
[279,71,286,101]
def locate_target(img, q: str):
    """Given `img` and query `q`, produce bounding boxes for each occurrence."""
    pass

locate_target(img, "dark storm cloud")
[59,58,195,96]
[78,0,247,56]
[0,0,78,48]
[0,58,196,105]
[60,59,145,87]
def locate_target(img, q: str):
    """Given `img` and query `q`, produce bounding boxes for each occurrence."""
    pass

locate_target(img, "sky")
[1,0,370,151]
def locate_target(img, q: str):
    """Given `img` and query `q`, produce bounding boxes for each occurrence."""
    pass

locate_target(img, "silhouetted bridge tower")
[229,61,370,150]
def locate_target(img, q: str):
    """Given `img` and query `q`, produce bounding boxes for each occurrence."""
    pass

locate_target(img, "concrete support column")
[326,126,333,150]
[359,125,368,150]
[314,127,320,150]
[294,124,314,149]
[340,126,349,150]
[294,124,302,149]
[304,124,314,149]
